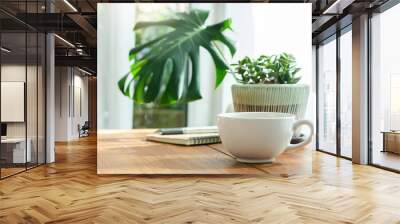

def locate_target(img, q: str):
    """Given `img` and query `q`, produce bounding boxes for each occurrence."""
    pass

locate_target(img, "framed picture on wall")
[1,81,25,122]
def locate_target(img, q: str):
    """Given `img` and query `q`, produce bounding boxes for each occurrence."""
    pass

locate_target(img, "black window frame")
[315,23,352,161]
[0,0,47,180]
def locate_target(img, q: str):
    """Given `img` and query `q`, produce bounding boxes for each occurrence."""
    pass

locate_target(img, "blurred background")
[97,3,313,130]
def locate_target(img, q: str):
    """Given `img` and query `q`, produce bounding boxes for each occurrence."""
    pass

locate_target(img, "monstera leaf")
[118,9,236,105]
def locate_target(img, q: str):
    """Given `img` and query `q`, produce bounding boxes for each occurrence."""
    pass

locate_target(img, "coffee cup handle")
[286,120,314,150]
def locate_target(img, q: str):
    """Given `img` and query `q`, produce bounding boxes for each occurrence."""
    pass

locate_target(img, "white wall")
[1,65,28,141]
[71,74,89,138]
[55,67,69,141]
[1,63,47,163]
[1,65,40,137]
[55,67,89,141]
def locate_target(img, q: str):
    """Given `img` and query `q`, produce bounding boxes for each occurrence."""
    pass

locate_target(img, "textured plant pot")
[231,84,310,119]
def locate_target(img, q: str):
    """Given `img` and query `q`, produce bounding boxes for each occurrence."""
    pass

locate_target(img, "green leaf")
[215,33,236,56]
[202,43,230,88]
[118,9,235,105]
[130,59,147,78]
[118,72,134,98]
[292,67,301,75]
[181,47,202,102]
[128,36,166,61]
[160,52,187,104]
[144,59,173,102]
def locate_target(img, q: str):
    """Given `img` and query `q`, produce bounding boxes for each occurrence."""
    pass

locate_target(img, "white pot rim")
[218,112,295,120]
[232,83,309,88]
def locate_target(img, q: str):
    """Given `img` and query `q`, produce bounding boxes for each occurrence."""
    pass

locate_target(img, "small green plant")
[230,53,301,84]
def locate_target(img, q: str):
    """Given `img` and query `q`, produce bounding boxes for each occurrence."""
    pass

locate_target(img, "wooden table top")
[97,129,312,176]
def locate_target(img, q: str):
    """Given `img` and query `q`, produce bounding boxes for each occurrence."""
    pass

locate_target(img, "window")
[317,36,337,155]
[370,3,400,171]
[340,28,352,158]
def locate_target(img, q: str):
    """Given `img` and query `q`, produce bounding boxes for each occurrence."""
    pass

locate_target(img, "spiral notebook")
[146,133,221,146]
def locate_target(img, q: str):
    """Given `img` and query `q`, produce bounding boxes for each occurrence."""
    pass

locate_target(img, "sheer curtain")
[97,4,135,129]
[188,3,313,127]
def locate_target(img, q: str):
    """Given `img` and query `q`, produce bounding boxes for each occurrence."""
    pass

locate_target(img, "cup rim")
[218,112,295,120]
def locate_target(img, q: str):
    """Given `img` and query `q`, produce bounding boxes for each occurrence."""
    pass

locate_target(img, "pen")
[157,126,218,135]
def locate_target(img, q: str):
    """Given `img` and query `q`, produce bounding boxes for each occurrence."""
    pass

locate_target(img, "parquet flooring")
[1,134,400,223]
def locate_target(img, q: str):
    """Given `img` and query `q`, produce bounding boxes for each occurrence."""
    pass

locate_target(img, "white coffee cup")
[217,112,314,163]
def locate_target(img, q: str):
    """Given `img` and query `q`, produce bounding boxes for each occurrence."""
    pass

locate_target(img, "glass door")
[316,26,353,159]
[317,36,337,155]
[0,1,47,179]
[1,30,28,178]
[27,30,38,169]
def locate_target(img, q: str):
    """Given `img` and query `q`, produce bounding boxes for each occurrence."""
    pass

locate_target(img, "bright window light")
[63,0,78,12]
[54,34,75,48]
[1,47,11,53]
[78,67,93,76]
[323,0,354,15]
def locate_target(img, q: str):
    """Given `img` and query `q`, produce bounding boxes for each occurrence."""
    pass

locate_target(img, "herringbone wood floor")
[1,135,400,223]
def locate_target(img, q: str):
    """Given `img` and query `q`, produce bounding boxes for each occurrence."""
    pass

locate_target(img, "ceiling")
[0,0,393,75]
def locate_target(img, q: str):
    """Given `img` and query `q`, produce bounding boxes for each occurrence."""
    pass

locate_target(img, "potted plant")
[230,53,309,119]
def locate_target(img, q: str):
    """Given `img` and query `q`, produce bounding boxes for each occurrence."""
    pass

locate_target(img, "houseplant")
[230,53,309,119]
[118,9,236,105]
